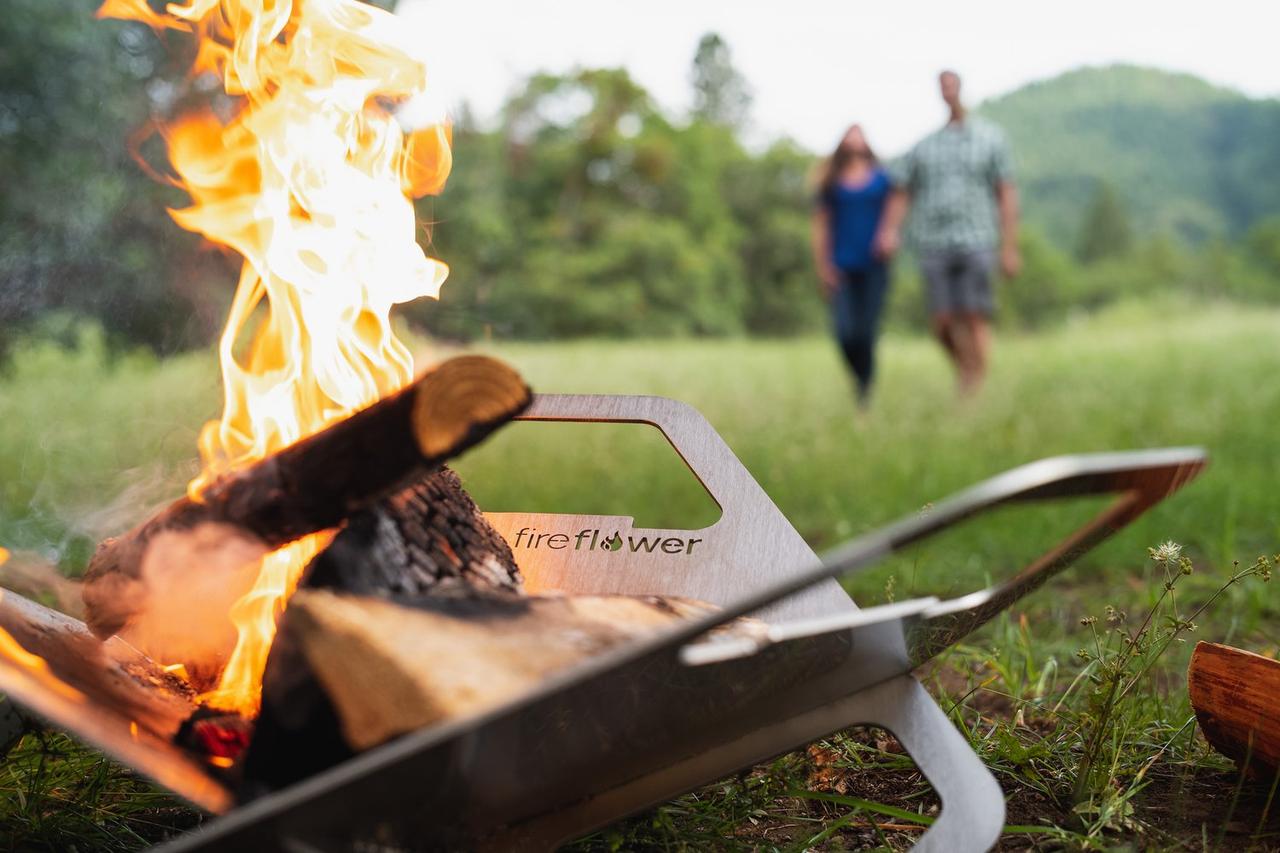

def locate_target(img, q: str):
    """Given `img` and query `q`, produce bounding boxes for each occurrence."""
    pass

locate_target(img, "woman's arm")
[810,206,838,300]
[874,188,910,259]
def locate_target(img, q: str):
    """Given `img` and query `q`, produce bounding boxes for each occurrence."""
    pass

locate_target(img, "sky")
[398,0,1280,157]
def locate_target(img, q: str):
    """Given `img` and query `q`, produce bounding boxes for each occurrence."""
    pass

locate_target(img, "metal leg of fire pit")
[492,674,1003,853]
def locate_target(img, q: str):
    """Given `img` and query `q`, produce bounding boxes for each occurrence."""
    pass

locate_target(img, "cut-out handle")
[481,394,857,624]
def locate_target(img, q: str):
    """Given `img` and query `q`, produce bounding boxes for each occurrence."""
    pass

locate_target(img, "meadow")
[1,298,1278,849]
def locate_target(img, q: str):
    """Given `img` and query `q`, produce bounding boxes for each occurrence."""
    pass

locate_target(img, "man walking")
[875,70,1020,394]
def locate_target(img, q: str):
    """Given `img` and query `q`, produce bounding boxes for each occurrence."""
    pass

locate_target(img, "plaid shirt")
[892,118,1014,253]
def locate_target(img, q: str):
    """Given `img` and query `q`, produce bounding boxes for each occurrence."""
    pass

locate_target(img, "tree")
[1076,181,1134,264]
[0,0,227,358]
[690,33,752,130]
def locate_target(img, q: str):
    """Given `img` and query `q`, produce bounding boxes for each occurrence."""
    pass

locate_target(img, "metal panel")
[482,394,857,624]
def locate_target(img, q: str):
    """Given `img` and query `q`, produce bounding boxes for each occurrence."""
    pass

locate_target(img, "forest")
[4,1,1279,353]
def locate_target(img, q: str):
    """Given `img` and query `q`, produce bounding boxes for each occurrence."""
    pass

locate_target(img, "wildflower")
[1150,541,1182,563]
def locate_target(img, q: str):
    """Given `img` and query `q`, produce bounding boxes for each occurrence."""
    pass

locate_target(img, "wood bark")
[1188,641,1280,775]
[301,467,523,599]
[240,465,527,791]
[81,355,531,640]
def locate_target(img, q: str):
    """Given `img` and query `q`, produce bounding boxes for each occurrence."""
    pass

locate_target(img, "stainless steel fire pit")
[0,394,1205,852]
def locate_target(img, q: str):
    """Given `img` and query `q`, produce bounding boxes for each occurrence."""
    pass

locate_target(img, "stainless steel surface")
[494,675,1005,853]
[483,394,856,624]
[154,395,1204,853]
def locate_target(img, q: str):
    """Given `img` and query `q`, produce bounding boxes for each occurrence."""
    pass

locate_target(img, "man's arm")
[996,180,1021,278]
[810,206,839,300]
[874,188,910,259]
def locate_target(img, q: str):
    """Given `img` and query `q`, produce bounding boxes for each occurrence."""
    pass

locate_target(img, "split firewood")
[0,588,195,740]
[284,591,722,751]
[1188,641,1280,775]
[241,589,765,791]
[0,589,234,812]
[81,355,531,641]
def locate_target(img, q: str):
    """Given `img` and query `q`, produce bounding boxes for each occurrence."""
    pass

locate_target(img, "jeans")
[832,264,889,396]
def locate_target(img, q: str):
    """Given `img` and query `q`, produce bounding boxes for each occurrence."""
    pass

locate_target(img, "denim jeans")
[832,264,889,396]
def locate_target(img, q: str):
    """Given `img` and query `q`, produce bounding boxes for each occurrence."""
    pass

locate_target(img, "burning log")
[1188,641,1280,775]
[301,467,523,599]
[81,355,531,641]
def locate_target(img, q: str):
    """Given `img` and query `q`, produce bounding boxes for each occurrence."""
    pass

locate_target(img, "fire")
[98,0,453,715]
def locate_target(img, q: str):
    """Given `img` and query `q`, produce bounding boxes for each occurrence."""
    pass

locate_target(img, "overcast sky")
[398,0,1279,157]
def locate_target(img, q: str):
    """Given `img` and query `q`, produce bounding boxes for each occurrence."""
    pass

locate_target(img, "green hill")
[978,65,1280,248]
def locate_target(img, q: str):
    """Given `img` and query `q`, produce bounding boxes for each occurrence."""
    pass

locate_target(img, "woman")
[811,124,893,408]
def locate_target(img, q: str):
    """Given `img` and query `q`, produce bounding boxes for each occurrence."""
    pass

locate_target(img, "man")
[875,70,1021,394]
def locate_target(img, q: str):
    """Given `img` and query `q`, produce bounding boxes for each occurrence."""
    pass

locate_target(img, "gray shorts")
[920,249,995,316]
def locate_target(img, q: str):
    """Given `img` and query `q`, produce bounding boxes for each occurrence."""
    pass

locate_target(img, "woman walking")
[811,124,893,408]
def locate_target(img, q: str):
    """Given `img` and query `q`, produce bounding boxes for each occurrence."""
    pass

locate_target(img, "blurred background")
[3,0,1279,353]
[1,0,1278,577]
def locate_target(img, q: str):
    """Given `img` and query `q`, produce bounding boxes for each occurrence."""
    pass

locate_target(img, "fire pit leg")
[489,674,1003,853]
[854,676,1005,853]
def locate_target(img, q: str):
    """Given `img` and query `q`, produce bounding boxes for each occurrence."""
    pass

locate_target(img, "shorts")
[920,249,995,316]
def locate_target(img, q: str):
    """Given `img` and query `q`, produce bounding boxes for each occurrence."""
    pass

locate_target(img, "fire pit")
[0,389,1204,850]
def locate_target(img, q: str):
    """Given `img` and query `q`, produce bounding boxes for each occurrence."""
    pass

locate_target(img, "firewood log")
[81,355,531,641]
[301,467,523,599]
[241,589,761,792]
[1188,641,1280,775]
[282,590,718,751]
[238,468,526,789]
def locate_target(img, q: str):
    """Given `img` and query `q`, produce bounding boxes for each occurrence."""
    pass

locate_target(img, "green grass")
[1,299,1278,849]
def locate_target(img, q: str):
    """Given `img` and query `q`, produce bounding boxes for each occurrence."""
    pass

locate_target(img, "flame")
[99,0,453,715]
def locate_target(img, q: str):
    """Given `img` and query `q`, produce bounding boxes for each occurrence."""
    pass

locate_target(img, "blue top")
[820,167,891,272]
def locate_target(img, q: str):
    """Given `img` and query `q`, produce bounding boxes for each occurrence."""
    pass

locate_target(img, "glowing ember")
[98,0,453,715]
[162,662,191,680]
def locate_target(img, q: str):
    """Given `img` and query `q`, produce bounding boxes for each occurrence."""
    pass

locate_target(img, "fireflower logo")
[512,528,703,556]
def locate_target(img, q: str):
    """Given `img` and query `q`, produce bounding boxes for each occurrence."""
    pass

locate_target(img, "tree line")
[3,7,1278,358]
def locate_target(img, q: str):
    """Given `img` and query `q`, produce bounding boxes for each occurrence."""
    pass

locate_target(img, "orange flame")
[98,0,453,715]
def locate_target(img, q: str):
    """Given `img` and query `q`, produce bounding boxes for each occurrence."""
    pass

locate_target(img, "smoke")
[119,522,268,689]
[70,464,189,546]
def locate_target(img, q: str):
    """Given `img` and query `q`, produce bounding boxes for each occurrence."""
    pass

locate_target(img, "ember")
[176,706,254,764]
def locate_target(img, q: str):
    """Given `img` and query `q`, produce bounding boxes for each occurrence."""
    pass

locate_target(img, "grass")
[1,298,1279,849]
